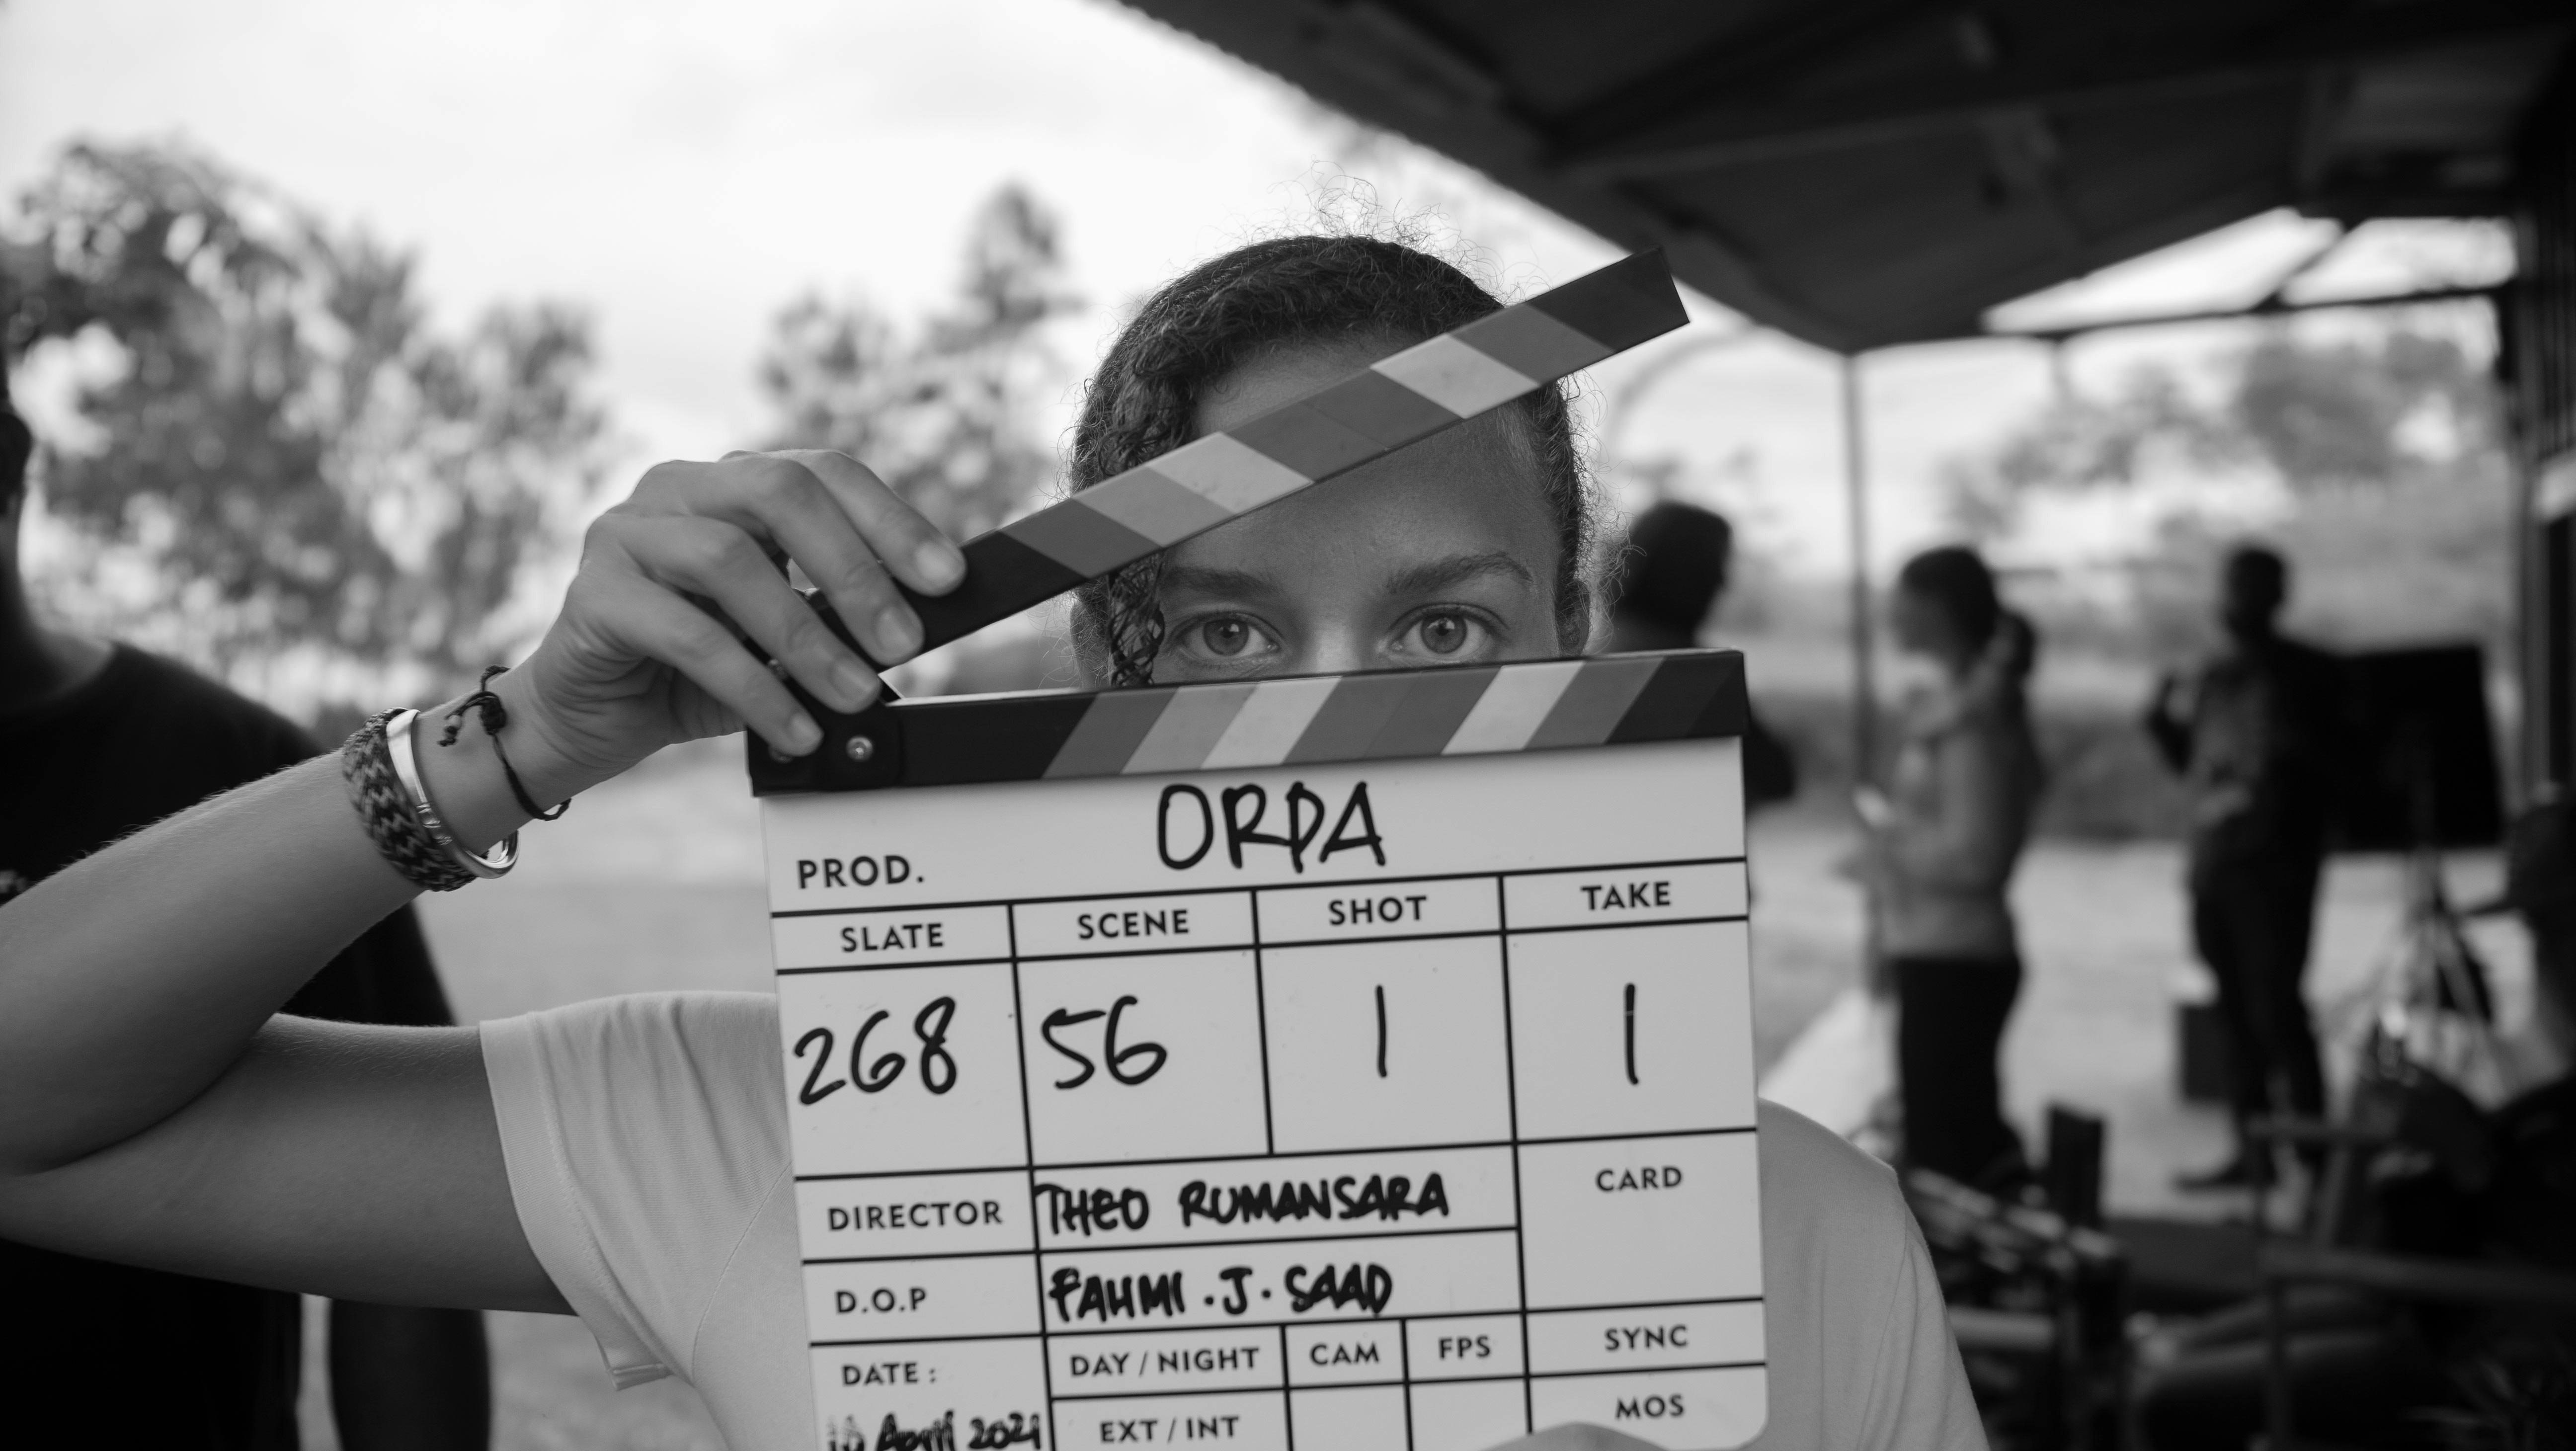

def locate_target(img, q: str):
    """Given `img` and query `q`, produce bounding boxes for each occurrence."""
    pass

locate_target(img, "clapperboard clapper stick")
[754,248,1689,794]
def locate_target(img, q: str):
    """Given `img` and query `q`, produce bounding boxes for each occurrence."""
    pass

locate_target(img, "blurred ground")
[296,736,2533,1449]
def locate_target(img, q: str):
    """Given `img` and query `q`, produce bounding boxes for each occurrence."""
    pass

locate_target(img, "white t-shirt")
[484,993,1983,1451]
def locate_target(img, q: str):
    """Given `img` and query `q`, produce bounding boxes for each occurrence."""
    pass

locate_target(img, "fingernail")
[784,713,821,754]
[915,542,965,591]
[877,606,921,660]
[832,657,877,709]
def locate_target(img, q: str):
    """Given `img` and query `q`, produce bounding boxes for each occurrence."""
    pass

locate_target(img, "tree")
[1942,322,2504,541]
[1937,319,2511,656]
[1939,362,2237,541]
[757,184,1077,543]
[2230,328,2499,492]
[0,141,609,703]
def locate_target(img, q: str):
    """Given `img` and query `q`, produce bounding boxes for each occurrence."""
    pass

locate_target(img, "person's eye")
[1183,616,1276,660]
[1400,609,1492,658]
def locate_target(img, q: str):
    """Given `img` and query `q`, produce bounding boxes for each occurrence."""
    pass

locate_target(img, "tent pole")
[1842,352,1878,787]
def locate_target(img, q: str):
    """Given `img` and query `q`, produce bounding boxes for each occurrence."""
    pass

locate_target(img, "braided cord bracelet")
[340,711,480,892]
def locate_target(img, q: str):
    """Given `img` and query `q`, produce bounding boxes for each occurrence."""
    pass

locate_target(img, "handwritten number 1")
[1375,984,1388,1079]
[1624,983,1639,1085]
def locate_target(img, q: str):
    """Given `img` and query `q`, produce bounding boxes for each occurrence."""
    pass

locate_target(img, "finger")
[709,454,931,664]
[594,571,822,756]
[774,450,966,597]
[627,453,966,662]
[600,511,882,714]
[768,450,969,662]
[772,451,974,662]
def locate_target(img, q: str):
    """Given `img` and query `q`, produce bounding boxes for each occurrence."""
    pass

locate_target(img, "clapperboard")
[750,253,1771,1451]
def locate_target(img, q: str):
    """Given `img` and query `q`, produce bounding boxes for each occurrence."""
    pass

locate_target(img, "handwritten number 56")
[1043,995,1168,1090]
[795,996,961,1104]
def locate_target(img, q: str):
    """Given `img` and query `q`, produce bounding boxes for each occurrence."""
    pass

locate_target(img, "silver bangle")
[385,708,517,880]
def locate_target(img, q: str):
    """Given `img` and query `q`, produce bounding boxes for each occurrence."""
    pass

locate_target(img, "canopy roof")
[1120,0,2573,351]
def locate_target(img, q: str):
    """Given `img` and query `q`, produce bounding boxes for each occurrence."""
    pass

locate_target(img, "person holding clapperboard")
[0,239,1982,1449]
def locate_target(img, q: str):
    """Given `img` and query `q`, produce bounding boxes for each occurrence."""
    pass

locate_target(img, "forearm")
[332,1301,492,1451]
[0,687,562,1174]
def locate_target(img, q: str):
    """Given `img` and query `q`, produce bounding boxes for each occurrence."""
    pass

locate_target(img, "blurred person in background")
[2146,545,2338,1190]
[1608,500,1797,808]
[1854,545,2044,1191]
[0,402,490,1450]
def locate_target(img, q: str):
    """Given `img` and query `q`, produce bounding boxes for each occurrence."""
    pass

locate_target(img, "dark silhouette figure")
[2148,546,2340,1189]
[0,403,491,1449]
[1610,501,1797,808]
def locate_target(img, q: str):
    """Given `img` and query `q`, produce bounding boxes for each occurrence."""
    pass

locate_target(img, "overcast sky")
[0,0,2514,577]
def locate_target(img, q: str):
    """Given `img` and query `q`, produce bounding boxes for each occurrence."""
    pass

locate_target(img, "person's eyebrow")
[1382,551,1537,597]
[1155,563,1280,599]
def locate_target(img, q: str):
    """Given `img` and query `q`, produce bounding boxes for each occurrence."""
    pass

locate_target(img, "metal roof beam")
[1561,0,2569,180]
[1987,282,2498,343]
[1550,0,1960,154]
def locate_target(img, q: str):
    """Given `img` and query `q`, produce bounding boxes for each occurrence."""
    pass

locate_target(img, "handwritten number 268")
[795,997,960,1104]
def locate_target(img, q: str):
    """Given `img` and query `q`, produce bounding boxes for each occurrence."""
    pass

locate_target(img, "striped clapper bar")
[760,648,1744,793]
[755,248,1687,793]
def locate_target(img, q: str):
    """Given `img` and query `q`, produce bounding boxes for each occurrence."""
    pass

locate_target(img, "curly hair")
[1066,235,1598,686]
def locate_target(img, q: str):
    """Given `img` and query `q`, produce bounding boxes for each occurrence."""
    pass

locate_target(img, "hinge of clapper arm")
[748,248,1689,795]
[750,648,1748,796]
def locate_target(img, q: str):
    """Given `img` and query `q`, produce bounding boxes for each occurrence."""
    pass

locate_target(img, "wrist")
[481,669,605,809]
[410,696,538,856]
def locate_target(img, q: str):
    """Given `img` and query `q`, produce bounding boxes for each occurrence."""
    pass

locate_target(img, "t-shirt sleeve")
[482,991,793,1388]
[1854,1203,1985,1451]
[1751,1101,1985,1450]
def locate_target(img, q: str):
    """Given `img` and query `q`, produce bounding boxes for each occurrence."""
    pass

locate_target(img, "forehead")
[1174,336,1557,575]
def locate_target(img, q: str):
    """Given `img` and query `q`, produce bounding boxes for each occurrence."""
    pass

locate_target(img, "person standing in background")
[1858,546,2044,1190]
[0,403,491,1449]
[1609,500,1799,808]
[2147,545,2339,1190]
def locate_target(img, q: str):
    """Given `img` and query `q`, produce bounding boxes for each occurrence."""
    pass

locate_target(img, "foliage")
[2232,328,2501,491]
[1941,321,2512,661]
[0,141,609,698]
[757,184,1077,543]
[1946,323,2504,540]
[1940,364,2235,539]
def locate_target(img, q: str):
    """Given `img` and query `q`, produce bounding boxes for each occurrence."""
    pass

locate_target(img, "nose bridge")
[1290,617,1376,679]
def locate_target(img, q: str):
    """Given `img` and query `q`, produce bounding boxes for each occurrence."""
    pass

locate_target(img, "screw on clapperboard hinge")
[761,733,872,768]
